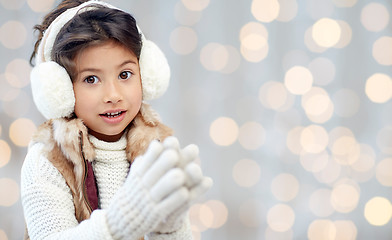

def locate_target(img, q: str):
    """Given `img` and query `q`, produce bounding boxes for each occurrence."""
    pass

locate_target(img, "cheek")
[130,79,143,102]
[73,87,90,113]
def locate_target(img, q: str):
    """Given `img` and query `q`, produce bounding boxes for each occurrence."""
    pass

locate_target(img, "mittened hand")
[149,137,213,234]
[106,140,190,239]
[163,136,212,191]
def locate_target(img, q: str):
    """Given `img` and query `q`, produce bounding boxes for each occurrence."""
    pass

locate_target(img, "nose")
[103,80,122,104]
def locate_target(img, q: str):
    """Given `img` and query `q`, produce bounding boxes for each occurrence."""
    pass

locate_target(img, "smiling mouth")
[100,111,125,118]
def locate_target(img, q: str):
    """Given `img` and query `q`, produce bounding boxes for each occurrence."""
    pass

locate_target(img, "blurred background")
[1,0,392,239]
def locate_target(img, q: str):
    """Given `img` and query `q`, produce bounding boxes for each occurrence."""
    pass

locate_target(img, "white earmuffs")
[31,0,170,119]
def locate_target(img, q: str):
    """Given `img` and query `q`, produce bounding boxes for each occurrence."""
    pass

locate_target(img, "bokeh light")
[0,178,19,207]
[0,229,7,240]
[300,151,329,173]
[204,200,228,229]
[170,27,198,55]
[304,26,327,53]
[0,140,11,168]
[200,42,229,71]
[0,21,27,49]
[209,117,239,146]
[313,157,341,184]
[307,219,336,240]
[27,0,57,12]
[361,3,389,32]
[240,21,269,62]
[251,0,280,23]
[190,204,209,232]
[365,73,392,103]
[190,200,228,233]
[232,159,261,187]
[9,118,37,147]
[312,18,341,48]
[350,144,376,173]
[181,0,210,11]
[271,173,299,202]
[332,0,357,8]
[301,87,334,123]
[174,1,202,26]
[300,125,329,154]
[267,204,295,232]
[238,122,265,150]
[364,197,392,226]
[334,220,357,240]
[0,0,25,9]
[375,158,392,187]
[330,179,360,213]
[284,66,313,95]
[307,220,357,240]
[276,0,297,22]
[287,126,305,155]
[0,74,21,102]
[372,37,392,66]
[219,45,241,74]
[259,81,294,111]
[331,135,360,166]
[5,59,32,88]
[334,20,352,49]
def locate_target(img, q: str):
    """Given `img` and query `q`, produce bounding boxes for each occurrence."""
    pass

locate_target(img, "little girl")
[21,0,212,239]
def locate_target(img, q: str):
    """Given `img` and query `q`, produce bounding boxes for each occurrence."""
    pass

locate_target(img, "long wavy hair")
[30,0,142,80]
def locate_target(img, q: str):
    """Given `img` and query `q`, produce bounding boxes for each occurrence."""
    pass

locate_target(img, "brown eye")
[119,71,132,80]
[84,76,99,84]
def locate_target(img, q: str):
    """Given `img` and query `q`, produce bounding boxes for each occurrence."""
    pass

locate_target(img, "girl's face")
[73,40,142,142]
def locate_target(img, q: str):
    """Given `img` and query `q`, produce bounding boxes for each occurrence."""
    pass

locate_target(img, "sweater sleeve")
[21,143,113,240]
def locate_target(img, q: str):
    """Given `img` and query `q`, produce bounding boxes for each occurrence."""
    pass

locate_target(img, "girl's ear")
[31,61,75,119]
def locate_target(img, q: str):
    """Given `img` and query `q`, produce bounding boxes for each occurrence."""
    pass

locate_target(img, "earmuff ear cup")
[30,61,75,119]
[139,39,170,100]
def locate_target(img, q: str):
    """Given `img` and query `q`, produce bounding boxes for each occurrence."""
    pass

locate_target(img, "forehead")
[78,40,136,58]
[74,40,138,67]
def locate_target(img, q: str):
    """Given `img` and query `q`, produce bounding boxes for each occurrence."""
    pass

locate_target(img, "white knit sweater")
[21,134,192,240]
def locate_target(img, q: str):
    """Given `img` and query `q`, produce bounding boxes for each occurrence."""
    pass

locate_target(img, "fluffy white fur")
[30,61,75,119]
[32,0,170,119]
[140,40,170,100]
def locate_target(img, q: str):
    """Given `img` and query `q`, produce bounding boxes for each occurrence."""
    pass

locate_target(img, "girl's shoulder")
[21,140,69,192]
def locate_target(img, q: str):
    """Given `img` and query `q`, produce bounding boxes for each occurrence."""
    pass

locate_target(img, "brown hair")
[30,0,142,80]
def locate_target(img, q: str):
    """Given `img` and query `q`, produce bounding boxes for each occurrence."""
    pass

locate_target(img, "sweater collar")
[88,133,127,152]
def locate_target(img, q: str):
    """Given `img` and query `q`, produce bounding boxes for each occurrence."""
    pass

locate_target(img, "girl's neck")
[88,129,124,142]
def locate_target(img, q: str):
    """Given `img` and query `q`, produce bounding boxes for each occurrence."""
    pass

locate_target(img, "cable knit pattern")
[89,134,130,209]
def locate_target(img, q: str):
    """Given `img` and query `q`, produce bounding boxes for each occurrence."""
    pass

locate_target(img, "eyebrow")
[77,59,138,75]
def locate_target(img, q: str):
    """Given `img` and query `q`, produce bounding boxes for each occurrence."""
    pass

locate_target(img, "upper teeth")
[107,111,121,116]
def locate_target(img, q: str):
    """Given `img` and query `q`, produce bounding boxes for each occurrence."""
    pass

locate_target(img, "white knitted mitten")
[150,137,213,234]
[106,140,189,240]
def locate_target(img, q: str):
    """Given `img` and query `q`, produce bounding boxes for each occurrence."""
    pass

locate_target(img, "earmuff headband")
[31,0,170,119]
